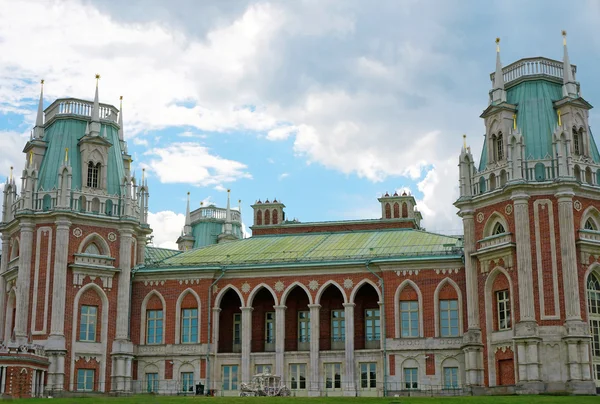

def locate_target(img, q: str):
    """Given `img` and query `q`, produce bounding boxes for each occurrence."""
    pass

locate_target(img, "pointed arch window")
[87,162,100,188]
[83,243,101,255]
[573,127,581,155]
[585,219,597,231]
[587,273,600,360]
[492,222,506,235]
[496,133,504,161]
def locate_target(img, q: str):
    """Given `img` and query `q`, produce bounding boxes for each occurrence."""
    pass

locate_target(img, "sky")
[1,0,600,249]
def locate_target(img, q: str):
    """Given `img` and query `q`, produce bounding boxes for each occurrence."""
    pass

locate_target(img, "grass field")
[21,396,599,404]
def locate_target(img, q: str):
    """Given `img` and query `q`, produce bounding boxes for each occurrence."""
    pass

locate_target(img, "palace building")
[0,33,599,397]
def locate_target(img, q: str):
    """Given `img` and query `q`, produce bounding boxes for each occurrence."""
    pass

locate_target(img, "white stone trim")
[315,280,347,304]
[579,206,600,229]
[214,284,245,308]
[174,288,202,344]
[349,279,382,303]
[482,211,509,238]
[77,232,111,256]
[69,283,108,392]
[533,199,561,320]
[247,283,279,307]
[4,288,16,342]
[280,281,313,305]
[140,290,167,345]
[31,226,52,335]
[433,278,464,338]
[393,279,424,338]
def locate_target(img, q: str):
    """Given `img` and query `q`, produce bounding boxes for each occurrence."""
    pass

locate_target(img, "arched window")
[479,176,486,194]
[43,194,52,211]
[105,199,113,216]
[87,162,100,188]
[264,209,271,225]
[84,243,101,255]
[534,163,546,181]
[586,167,593,185]
[492,222,506,235]
[256,210,262,226]
[272,209,278,225]
[574,165,582,182]
[496,133,504,161]
[585,219,597,231]
[490,134,497,162]
[385,203,391,219]
[394,202,400,218]
[573,127,581,155]
[587,273,600,366]
[489,173,496,191]
[401,202,408,218]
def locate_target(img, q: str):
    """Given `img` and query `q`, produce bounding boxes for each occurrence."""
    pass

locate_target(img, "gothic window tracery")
[87,162,100,188]
[492,222,506,235]
[496,133,504,161]
[83,243,101,255]
[587,273,600,363]
[585,219,597,231]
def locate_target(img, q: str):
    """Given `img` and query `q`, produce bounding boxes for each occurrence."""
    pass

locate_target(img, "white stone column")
[343,303,356,396]
[274,305,286,378]
[308,304,321,396]
[48,218,71,345]
[14,220,34,344]
[556,189,582,321]
[241,307,253,383]
[0,234,10,341]
[212,307,221,354]
[511,193,536,322]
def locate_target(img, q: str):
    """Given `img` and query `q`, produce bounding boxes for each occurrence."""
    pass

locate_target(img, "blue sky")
[1,0,600,248]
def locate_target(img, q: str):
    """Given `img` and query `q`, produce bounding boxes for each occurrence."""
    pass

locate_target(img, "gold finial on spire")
[9,166,13,181]
[562,30,567,46]
[40,79,44,86]
[187,191,190,196]
[557,109,562,127]
[513,114,517,130]
[495,37,500,52]
[142,167,145,182]
[227,189,231,193]
[200,201,204,207]
[64,148,69,163]
[95,73,101,84]
[462,134,467,149]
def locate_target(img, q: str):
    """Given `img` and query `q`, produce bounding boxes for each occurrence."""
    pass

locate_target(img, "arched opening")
[79,196,87,212]
[177,291,200,344]
[83,242,101,255]
[490,271,511,331]
[534,163,546,181]
[105,199,113,216]
[249,287,276,353]
[499,170,507,187]
[42,194,52,211]
[397,282,421,338]
[585,219,598,231]
[401,202,408,218]
[489,173,496,191]
[385,203,391,219]
[573,127,581,155]
[492,222,506,235]
[272,209,278,225]
[479,176,486,194]
[76,287,103,343]
[218,289,243,353]
[496,133,504,161]
[587,272,600,380]
[596,169,600,186]
[574,165,582,182]
[434,279,462,338]
[264,209,271,225]
[393,202,400,218]
[586,167,593,185]
[483,213,509,238]
[256,210,262,226]
[283,285,311,352]
[79,233,110,257]
[353,282,380,349]
[441,357,460,389]
[318,284,345,350]
[143,292,165,345]
[87,162,100,188]
[91,198,100,214]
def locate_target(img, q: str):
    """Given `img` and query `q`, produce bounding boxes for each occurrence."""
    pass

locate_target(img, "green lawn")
[22,396,598,404]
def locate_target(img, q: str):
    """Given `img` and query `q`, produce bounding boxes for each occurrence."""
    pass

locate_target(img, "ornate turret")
[490,38,506,104]
[33,80,45,139]
[561,31,578,99]
[2,167,17,222]
[218,189,238,243]
[251,198,285,226]
[177,192,195,251]
[138,168,149,225]
[377,191,422,228]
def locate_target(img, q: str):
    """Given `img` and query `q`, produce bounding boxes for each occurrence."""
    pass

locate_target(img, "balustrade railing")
[195,206,241,222]
[44,98,119,123]
[490,57,576,86]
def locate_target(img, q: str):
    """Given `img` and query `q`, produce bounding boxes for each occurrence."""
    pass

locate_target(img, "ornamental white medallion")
[274,281,285,292]
[308,280,319,291]
[476,212,485,223]
[505,204,513,215]
[574,200,582,211]
[73,228,83,238]
[108,232,117,242]
[343,279,353,289]
[241,282,251,294]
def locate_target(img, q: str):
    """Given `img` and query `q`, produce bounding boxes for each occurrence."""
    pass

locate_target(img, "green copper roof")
[140,229,462,271]
[38,118,126,195]
[507,80,562,160]
[192,221,243,248]
[145,246,181,264]
[479,136,487,172]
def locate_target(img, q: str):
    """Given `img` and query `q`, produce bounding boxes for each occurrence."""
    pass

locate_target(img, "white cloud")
[144,142,252,187]
[0,130,30,179]
[278,172,290,180]
[147,210,185,250]
[267,125,297,141]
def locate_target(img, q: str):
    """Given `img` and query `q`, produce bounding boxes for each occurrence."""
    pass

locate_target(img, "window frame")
[403,367,418,390]
[400,301,419,338]
[330,309,345,343]
[146,372,159,393]
[146,309,164,345]
[360,362,377,389]
[496,290,511,331]
[324,362,342,390]
[496,133,504,161]
[77,369,95,392]
[439,299,459,337]
[233,313,241,345]
[222,365,239,391]
[298,311,310,343]
[181,308,198,344]
[265,311,275,344]
[87,162,100,188]
[289,363,307,390]
[79,305,97,342]
[255,364,272,374]
[443,367,459,389]
[365,309,380,342]
[180,372,194,392]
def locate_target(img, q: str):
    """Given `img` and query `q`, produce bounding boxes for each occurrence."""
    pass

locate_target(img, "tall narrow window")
[360,363,377,389]
[87,162,100,188]
[181,308,198,343]
[181,372,194,392]
[365,309,380,342]
[496,290,511,330]
[222,365,239,391]
[146,310,163,344]
[324,363,342,390]
[403,368,418,390]
[289,364,306,389]
[587,274,600,361]
[233,313,241,347]
[497,133,504,161]
[79,305,97,342]
[331,310,345,347]
[265,312,275,344]
[400,301,419,338]
[443,367,459,389]
[77,369,94,391]
[573,128,581,155]
[440,300,459,337]
[298,311,310,343]
[146,373,159,393]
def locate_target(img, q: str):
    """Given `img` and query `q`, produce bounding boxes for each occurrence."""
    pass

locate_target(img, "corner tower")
[0,77,151,396]
[455,34,599,394]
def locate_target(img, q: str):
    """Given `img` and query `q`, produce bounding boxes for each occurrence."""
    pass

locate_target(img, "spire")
[562,30,578,98]
[491,38,506,104]
[184,192,192,235]
[118,95,124,141]
[90,74,101,136]
[224,189,233,235]
[33,79,45,138]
